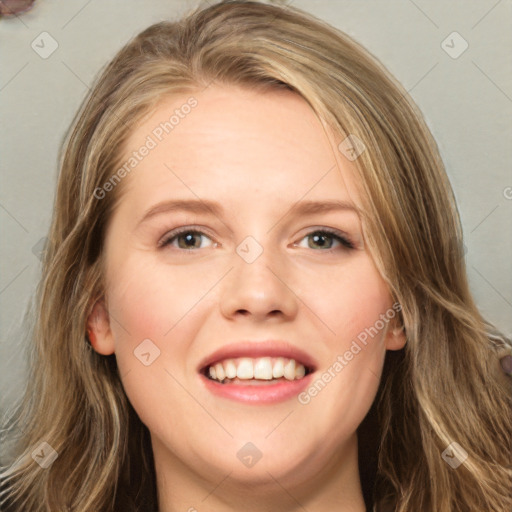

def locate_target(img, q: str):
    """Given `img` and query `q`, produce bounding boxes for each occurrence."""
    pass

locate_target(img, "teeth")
[224,359,237,379]
[214,363,225,381]
[272,358,285,378]
[254,357,273,380]
[283,359,295,380]
[295,363,306,378]
[237,358,254,379]
[206,357,308,383]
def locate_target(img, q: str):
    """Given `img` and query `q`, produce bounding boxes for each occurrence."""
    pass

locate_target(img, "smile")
[204,356,310,383]
[198,340,318,404]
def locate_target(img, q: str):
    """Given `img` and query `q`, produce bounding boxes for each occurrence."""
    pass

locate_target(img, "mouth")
[200,356,314,385]
[198,341,317,403]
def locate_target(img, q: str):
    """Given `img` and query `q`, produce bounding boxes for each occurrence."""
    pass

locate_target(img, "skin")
[88,84,406,512]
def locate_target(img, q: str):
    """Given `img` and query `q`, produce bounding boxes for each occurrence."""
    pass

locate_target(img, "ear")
[385,323,407,351]
[86,298,115,355]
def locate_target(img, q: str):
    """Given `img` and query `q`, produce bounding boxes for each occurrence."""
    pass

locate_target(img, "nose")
[219,242,299,322]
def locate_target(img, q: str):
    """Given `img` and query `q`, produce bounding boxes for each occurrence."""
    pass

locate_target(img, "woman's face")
[89,84,405,492]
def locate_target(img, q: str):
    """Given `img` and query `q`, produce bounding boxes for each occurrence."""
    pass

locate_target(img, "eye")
[158,226,355,252]
[159,227,216,251]
[295,228,355,251]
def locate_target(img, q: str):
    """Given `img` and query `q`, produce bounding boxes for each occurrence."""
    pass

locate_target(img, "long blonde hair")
[1,1,511,510]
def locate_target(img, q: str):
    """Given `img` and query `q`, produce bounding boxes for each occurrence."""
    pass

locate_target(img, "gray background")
[1,0,511,414]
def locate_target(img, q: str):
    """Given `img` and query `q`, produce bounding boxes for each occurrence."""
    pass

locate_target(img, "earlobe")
[86,298,115,355]
[386,324,407,351]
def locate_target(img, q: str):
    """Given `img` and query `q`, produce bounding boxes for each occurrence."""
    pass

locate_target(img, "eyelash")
[158,226,355,252]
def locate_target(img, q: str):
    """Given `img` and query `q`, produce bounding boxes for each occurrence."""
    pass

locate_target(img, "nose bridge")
[219,234,298,320]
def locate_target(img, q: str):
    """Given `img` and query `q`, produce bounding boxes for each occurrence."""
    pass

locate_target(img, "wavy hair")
[1,1,511,510]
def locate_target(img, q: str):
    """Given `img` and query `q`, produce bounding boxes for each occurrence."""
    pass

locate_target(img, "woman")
[1,1,511,510]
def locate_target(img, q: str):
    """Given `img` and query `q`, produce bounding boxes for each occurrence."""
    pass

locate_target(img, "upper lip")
[197,340,318,373]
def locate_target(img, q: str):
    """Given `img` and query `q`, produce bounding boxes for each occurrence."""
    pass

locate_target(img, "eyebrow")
[137,198,361,227]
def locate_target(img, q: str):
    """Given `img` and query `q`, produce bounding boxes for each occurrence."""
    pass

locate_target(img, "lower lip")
[200,373,314,403]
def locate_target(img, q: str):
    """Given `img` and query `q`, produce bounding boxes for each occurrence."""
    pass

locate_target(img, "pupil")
[312,233,329,248]
[181,233,198,248]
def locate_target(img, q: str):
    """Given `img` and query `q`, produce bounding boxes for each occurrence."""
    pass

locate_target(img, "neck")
[153,433,367,512]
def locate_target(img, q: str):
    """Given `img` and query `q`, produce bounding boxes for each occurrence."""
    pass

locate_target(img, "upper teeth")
[207,357,307,382]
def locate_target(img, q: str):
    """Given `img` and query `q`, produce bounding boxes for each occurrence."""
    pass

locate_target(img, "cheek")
[106,261,206,432]
[105,256,214,386]
[107,255,211,342]
[298,256,392,346]
[295,258,390,431]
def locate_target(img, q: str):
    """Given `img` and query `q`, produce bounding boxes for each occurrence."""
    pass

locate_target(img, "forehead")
[115,84,362,218]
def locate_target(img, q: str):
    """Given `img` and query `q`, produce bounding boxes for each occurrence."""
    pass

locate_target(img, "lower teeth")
[213,377,294,385]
